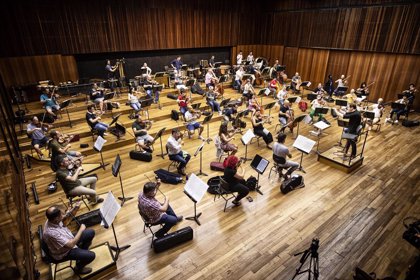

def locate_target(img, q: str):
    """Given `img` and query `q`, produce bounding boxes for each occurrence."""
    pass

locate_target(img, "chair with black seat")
[216,177,236,212]
[337,124,364,159]
[41,239,81,280]
[138,205,163,247]
[269,154,287,179]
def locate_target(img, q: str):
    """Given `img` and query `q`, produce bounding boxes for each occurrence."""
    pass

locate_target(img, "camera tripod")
[291,239,319,280]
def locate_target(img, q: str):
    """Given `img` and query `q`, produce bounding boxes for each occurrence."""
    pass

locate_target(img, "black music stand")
[236,109,249,134]
[300,81,310,88]
[112,154,133,206]
[258,88,266,105]
[335,86,348,96]
[391,102,406,110]
[191,103,201,110]
[202,114,213,139]
[335,99,348,107]
[152,127,167,159]
[219,98,231,108]
[264,102,276,117]
[140,98,153,120]
[104,91,115,101]
[185,79,195,87]
[292,114,308,139]
[60,99,73,128]
[214,62,222,68]
[288,96,298,103]
[307,93,318,101]
[250,154,270,195]
[194,142,207,176]
[363,111,375,120]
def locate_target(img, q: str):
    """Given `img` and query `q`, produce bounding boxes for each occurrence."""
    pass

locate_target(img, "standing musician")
[246,51,254,64]
[251,110,273,149]
[324,74,334,97]
[209,55,215,68]
[86,104,108,137]
[128,86,142,114]
[219,122,238,155]
[132,114,154,153]
[140,62,152,77]
[205,68,218,89]
[234,66,245,91]
[144,75,161,103]
[205,86,222,115]
[40,87,60,118]
[236,51,243,65]
[177,88,190,116]
[105,59,119,83]
[49,130,83,171]
[278,100,295,134]
[27,116,51,159]
[291,72,302,94]
[333,103,362,158]
[270,59,280,79]
[364,98,384,131]
[242,79,255,102]
[166,128,191,176]
[386,95,409,124]
[171,56,183,74]
[334,74,349,96]
[184,106,205,140]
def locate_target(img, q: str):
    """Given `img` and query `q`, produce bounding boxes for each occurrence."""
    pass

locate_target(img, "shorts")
[136,134,154,145]
[187,122,200,131]
[46,105,60,111]
[94,97,104,104]
[32,137,49,147]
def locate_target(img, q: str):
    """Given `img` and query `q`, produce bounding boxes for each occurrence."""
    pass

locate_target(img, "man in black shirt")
[334,103,361,158]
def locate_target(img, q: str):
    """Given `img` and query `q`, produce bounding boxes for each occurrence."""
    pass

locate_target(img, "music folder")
[184,173,207,203]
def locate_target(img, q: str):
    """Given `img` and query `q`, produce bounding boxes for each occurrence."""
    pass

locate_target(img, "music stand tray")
[60,99,72,109]
[140,98,153,108]
[250,154,270,195]
[153,85,163,92]
[288,97,298,103]
[363,111,375,119]
[192,103,201,110]
[335,99,348,107]
[154,72,166,77]
[104,92,115,101]
[264,102,276,110]
[307,93,317,101]
[185,79,195,87]
[314,107,329,115]
[336,86,348,93]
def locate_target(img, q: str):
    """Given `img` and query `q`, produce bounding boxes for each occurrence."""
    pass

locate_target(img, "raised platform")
[317,146,364,173]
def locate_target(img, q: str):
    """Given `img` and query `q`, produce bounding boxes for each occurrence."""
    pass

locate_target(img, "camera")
[310,238,319,254]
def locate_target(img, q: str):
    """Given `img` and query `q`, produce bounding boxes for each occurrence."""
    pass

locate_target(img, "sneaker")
[177,168,186,176]
[385,118,391,123]
[75,266,92,274]
[91,197,104,205]
[176,215,183,222]
[394,120,398,124]
[218,111,222,116]
[103,132,109,136]
[232,200,241,206]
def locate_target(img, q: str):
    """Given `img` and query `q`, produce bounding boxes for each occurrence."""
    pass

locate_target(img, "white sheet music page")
[100,191,121,228]
[314,121,330,130]
[184,173,208,203]
[257,158,269,173]
[94,136,106,152]
[241,129,255,145]
[293,135,316,154]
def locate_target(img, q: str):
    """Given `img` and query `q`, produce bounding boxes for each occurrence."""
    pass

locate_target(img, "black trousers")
[64,229,96,269]
[229,179,249,202]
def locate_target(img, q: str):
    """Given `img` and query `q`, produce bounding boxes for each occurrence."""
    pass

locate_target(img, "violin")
[58,133,74,145]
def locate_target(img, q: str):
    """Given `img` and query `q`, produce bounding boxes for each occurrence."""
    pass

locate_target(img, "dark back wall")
[76,47,230,81]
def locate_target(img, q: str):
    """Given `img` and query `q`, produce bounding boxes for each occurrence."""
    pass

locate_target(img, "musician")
[219,122,238,155]
[345,89,358,105]
[333,103,362,158]
[138,181,183,238]
[403,83,417,106]
[236,51,243,65]
[177,88,189,115]
[278,100,292,128]
[313,83,327,96]
[270,59,280,79]
[132,115,154,152]
[309,95,327,123]
[386,95,409,124]
[269,77,280,97]
[185,106,205,140]
[105,59,118,80]
[334,74,347,96]
[291,72,301,93]
[140,62,152,77]
[356,82,369,97]
[248,94,262,114]
[174,74,188,91]
[234,66,245,91]
[246,51,254,64]
[209,55,215,68]
[324,74,334,96]
[243,79,255,101]
[273,133,299,180]
[167,128,191,175]
[27,116,50,159]
[86,104,108,137]
[43,202,96,275]
[49,130,83,171]
[171,56,183,74]
[251,110,273,149]
[144,75,160,103]
[55,154,103,204]
[223,103,239,122]
[365,98,384,131]
[128,87,142,114]
[205,68,217,88]
[40,87,60,118]
[205,86,222,115]
[276,85,288,106]
[90,83,106,113]
[222,155,249,206]
[246,64,259,85]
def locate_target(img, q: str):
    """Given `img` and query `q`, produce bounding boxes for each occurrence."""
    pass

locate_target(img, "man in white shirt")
[236,51,243,65]
[234,66,244,91]
[166,129,191,175]
[140,62,152,77]
[246,52,254,64]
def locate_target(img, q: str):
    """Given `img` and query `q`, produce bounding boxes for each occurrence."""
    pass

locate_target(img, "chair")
[214,136,231,162]
[269,155,287,179]
[41,240,81,280]
[138,205,163,248]
[250,135,262,146]
[215,177,236,212]
[90,128,98,141]
[165,144,181,171]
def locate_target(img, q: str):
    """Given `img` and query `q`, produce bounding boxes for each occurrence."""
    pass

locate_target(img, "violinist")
[309,95,327,124]
[205,86,222,115]
[49,130,83,171]
[27,116,51,159]
[86,105,108,137]
[132,114,154,153]
[356,82,370,97]
[278,100,294,134]
[276,85,288,106]
[128,86,142,114]
[386,95,409,124]
[219,122,238,155]
[248,93,263,114]
[291,72,302,94]
[365,98,384,131]
[243,79,255,101]
[90,83,106,113]
[334,74,349,96]
[177,88,189,116]
[313,83,327,97]
[324,74,334,97]
[403,83,417,107]
[40,87,60,118]
[251,110,273,149]
[144,75,160,103]
[185,106,205,140]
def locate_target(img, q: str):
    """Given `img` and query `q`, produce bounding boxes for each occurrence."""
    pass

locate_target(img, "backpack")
[298,101,308,112]
[191,83,205,95]
[171,110,179,121]
[154,169,183,185]
[246,176,257,191]
[280,174,305,194]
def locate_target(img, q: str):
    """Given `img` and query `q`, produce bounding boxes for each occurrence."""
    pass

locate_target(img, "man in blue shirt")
[171,56,183,73]
[40,87,60,118]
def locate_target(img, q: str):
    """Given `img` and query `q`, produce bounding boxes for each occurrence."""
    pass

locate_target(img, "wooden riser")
[318,146,364,173]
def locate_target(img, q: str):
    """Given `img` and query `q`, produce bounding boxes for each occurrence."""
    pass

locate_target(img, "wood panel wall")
[235,44,420,109]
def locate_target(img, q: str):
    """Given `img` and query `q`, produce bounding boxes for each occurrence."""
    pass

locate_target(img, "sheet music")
[194,142,205,157]
[241,129,255,145]
[184,173,207,203]
[94,136,106,152]
[295,96,301,103]
[293,135,316,154]
[257,158,269,174]
[303,114,312,124]
[100,191,121,228]
[314,121,330,130]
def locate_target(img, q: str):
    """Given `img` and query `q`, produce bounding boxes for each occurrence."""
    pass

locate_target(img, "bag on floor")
[167,93,178,100]
[154,169,183,184]
[129,150,152,162]
[171,110,180,121]
[402,120,420,127]
[298,101,308,112]
[280,174,305,194]
[153,226,193,253]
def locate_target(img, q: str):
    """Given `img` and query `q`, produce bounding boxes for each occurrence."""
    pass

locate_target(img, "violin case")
[129,150,152,162]
[153,226,193,253]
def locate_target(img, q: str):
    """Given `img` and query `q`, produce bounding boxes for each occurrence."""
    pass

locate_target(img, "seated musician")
[276,85,288,106]
[140,62,152,77]
[278,100,293,131]
[356,82,369,97]
[248,94,262,114]
[309,95,327,123]
[138,181,183,238]
[55,154,103,204]
[242,79,255,101]
[222,155,249,206]
[205,68,217,89]
[205,86,222,115]
[167,128,191,175]
[269,77,280,97]
[333,103,362,158]
[144,75,160,103]
[86,104,108,137]
[403,83,417,108]
[386,95,409,124]
[40,87,60,118]
[185,106,205,140]
[43,201,96,274]
[234,66,245,91]
[313,83,327,97]
[223,103,239,122]
[270,59,280,79]
[174,74,188,91]
[273,133,299,180]
[177,88,189,115]
[251,110,273,149]
[90,83,107,113]
[219,122,238,155]
[27,116,51,159]
[365,98,384,131]
[247,64,259,85]
[345,89,359,105]
[291,72,301,93]
[132,115,154,153]
[49,130,83,171]
[128,86,142,114]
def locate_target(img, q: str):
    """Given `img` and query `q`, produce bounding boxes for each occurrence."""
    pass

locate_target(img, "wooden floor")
[22,86,419,280]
